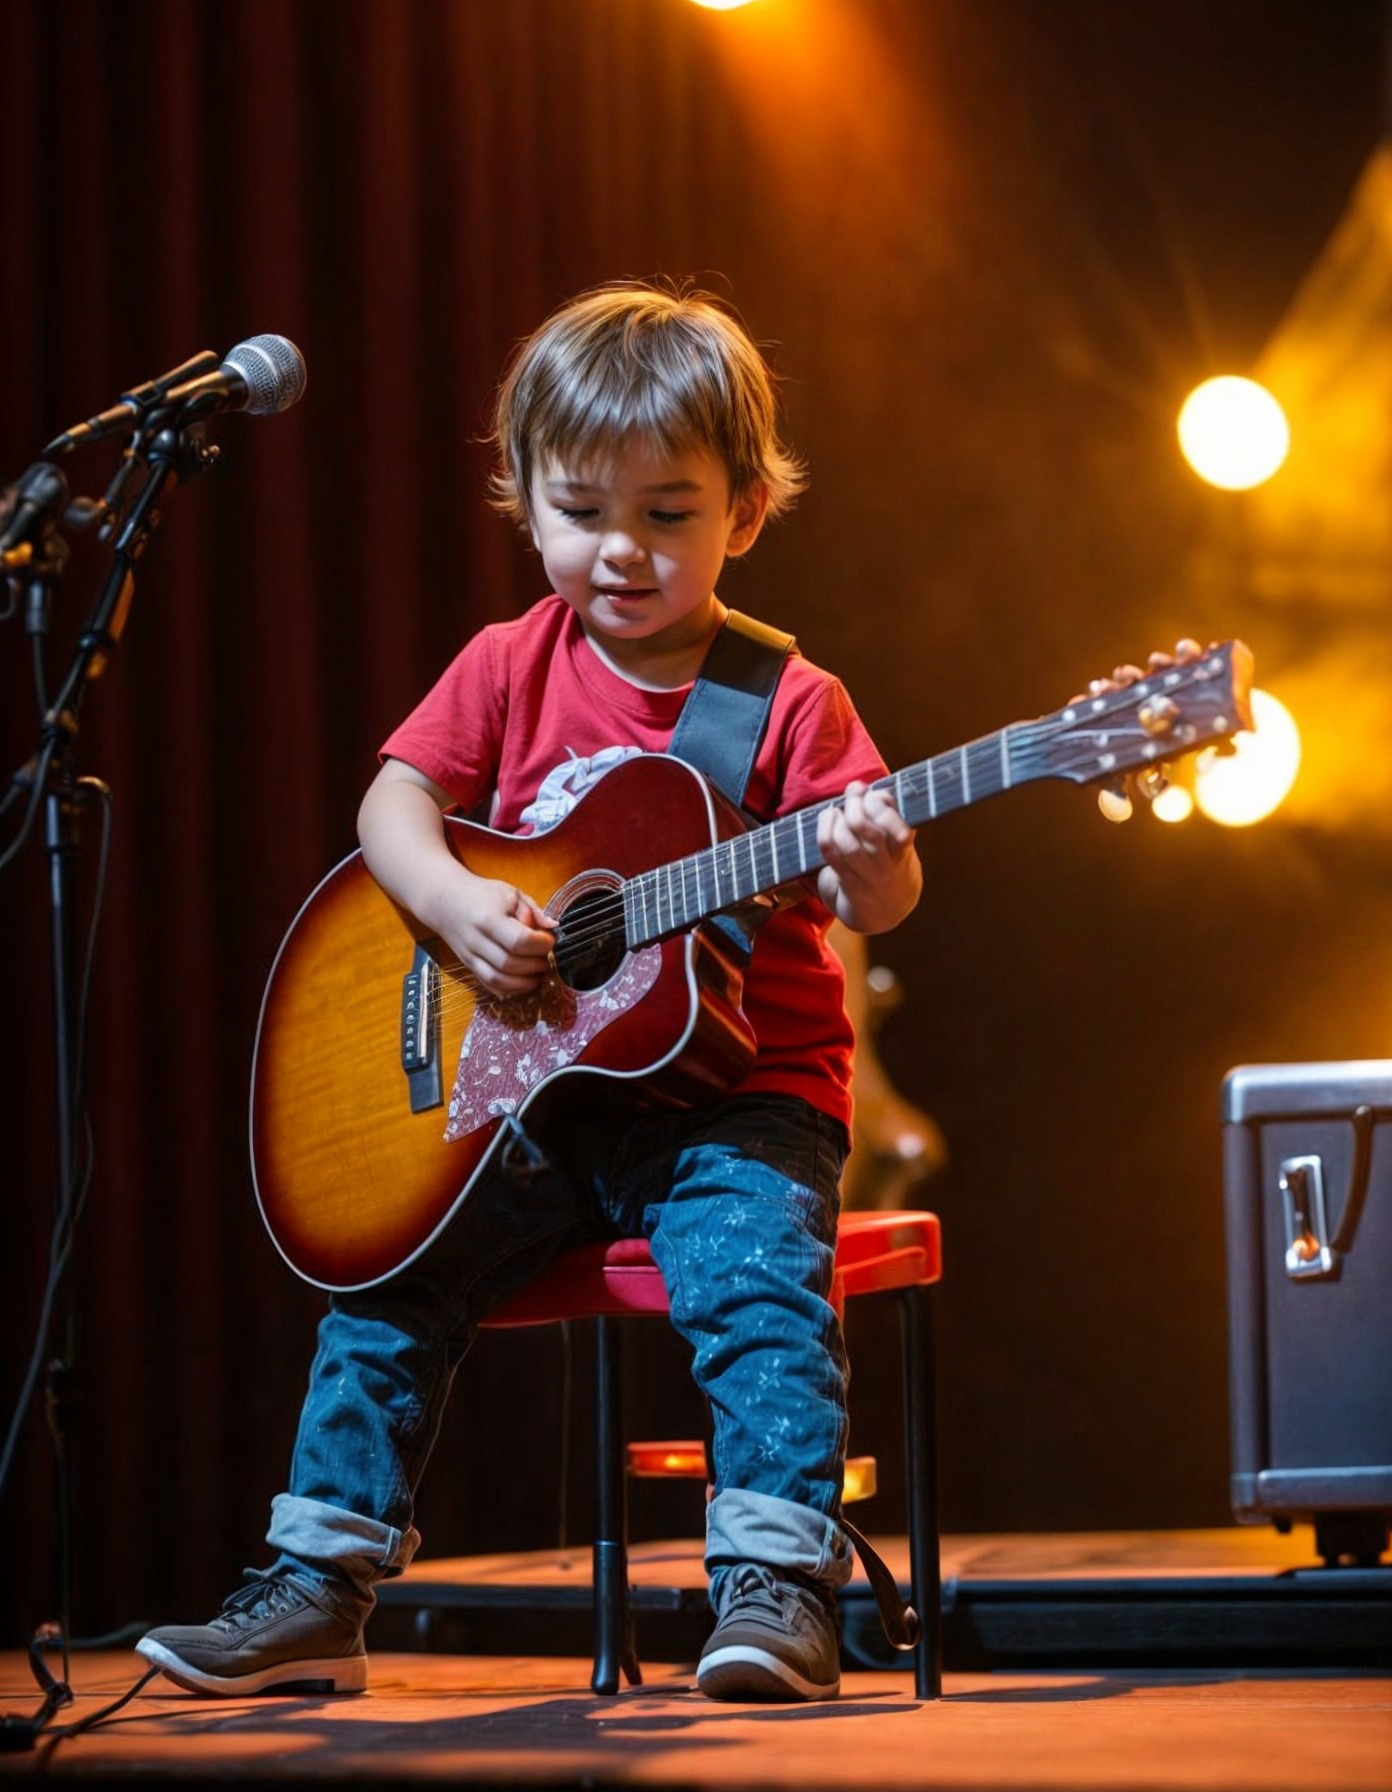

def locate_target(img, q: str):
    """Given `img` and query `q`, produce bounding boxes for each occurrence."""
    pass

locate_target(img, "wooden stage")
[1,1529,1388,1788]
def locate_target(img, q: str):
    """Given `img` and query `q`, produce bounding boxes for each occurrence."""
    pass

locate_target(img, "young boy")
[137,280,922,1704]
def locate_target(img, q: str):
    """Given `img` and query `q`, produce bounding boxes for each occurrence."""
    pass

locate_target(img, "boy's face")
[529,440,767,661]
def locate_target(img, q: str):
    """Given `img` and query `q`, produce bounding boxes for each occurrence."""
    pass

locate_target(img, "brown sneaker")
[136,1572,367,1695]
[697,1564,840,1702]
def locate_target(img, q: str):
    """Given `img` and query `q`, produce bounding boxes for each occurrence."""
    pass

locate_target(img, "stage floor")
[1,1529,1388,1788]
[373,1524,1392,1673]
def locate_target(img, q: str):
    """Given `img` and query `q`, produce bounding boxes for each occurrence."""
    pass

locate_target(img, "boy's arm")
[815,780,922,936]
[358,758,555,997]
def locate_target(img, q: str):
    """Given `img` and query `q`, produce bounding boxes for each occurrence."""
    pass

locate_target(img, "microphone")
[162,334,307,421]
[43,335,306,453]
[0,462,70,562]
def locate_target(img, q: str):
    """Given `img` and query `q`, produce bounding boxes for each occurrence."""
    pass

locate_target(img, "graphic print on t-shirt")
[519,744,644,835]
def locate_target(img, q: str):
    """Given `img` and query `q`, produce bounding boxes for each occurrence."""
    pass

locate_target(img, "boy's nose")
[600,528,645,565]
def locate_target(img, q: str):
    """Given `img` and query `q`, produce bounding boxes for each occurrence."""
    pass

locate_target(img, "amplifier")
[1222,1060,1392,1566]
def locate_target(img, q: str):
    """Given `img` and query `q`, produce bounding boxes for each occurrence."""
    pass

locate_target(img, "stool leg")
[900,1283,942,1698]
[592,1315,641,1693]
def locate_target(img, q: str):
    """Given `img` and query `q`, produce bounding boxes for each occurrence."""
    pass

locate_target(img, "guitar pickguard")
[443,945,662,1141]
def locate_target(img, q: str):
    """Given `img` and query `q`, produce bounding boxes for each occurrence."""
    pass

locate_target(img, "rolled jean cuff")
[705,1487,854,1593]
[267,1492,421,1594]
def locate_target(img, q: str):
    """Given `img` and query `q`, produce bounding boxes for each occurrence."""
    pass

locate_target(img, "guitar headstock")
[1033,640,1254,786]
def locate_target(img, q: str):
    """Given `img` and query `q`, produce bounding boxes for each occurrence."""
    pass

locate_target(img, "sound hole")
[552,886,627,992]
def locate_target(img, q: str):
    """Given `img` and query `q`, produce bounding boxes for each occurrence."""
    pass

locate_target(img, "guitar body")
[251,755,758,1291]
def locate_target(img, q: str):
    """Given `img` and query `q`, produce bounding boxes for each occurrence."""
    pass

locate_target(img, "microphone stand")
[0,417,220,1751]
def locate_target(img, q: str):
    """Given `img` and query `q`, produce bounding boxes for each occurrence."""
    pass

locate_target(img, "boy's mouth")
[594,585,657,600]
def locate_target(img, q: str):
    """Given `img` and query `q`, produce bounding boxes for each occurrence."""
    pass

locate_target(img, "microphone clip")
[43,349,221,456]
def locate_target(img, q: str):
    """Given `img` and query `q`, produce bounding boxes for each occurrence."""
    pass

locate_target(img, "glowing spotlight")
[1150,783,1195,825]
[1193,689,1301,827]
[689,0,756,9]
[1178,377,1290,490]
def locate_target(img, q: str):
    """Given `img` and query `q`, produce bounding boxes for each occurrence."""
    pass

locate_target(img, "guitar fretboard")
[617,640,1247,950]
[623,720,1049,947]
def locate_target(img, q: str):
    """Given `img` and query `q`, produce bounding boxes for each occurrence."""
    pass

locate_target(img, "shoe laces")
[722,1563,807,1624]
[213,1571,307,1634]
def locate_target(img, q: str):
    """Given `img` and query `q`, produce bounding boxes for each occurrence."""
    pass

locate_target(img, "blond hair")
[489,279,806,528]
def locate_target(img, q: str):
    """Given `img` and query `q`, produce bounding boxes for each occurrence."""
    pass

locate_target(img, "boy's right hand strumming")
[434,875,556,997]
[357,757,555,998]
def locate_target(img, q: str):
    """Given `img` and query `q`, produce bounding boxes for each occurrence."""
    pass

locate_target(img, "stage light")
[1150,783,1195,824]
[689,0,756,9]
[1193,689,1301,826]
[1178,377,1290,490]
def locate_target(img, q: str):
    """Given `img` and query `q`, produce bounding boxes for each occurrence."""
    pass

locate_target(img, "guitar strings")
[513,687,1194,964]
[436,729,1042,984]
[421,673,1218,1017]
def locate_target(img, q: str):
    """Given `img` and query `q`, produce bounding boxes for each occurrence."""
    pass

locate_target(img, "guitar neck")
[591,640,1252,957]
[623,721,1046,948]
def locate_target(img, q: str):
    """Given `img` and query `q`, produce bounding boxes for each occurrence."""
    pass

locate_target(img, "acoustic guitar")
[252,641,1252,1290]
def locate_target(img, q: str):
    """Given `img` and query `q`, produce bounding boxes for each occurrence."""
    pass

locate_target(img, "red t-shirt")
[380,596,888,1131]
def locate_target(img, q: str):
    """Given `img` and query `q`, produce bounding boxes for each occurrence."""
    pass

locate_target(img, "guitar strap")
[666,609,796,960]
[669,610,920,1662]
[667,608,796,812]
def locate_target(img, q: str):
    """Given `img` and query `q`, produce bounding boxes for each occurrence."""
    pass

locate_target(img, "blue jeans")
[266,1092,854,1624]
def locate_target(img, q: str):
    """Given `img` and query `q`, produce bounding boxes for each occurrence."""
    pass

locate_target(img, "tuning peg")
[1097,780,1134,823]
[1138,694,1180,737]
[1134,766,1171,804]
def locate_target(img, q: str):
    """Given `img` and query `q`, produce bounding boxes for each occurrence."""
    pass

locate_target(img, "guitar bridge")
[401,944,443,1113]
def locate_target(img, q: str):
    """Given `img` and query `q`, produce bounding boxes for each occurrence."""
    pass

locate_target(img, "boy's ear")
[726,482,771,557]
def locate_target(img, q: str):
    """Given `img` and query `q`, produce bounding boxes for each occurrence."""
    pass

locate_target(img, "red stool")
[483,1209,943,1698]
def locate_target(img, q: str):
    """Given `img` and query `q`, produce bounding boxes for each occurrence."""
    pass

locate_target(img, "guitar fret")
[999,727,1012,789]
[967,739,987,801]
[756,828,775,892]
[741,831,759,900]
[746,831,760,898]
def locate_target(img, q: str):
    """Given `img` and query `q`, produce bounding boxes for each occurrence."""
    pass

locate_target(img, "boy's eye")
[557,507,598,522]
[650,509,693,525]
